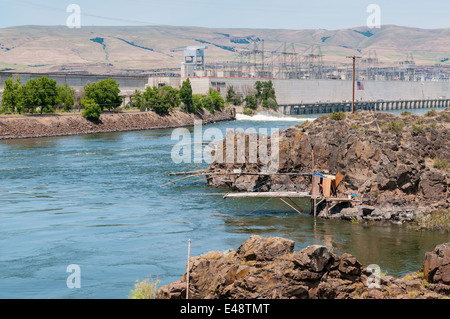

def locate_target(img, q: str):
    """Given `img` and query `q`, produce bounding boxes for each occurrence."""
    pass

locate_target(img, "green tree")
[1,77,22,113]
[20,78,41,114]
[142,86,180,115]
[36,76,58,114]
[83,78,122,111]
[254,81,264,99]
[56,84,75,111]
[80,97,102,121]
[252,80,277,110]
[142,86,159,112]
[131,89,144,110]
[225,86,241,106]
[180,78,194,113]
[208,88,224,111]
[192,94,204,112]
[244,94,258,110]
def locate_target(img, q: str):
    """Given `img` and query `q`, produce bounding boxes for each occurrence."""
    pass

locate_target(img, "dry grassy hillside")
[0,24,449,75]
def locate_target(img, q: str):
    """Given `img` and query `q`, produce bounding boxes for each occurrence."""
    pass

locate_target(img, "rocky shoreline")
[207,109,450,225]
[0,108,235,140]
[157,235,450,299]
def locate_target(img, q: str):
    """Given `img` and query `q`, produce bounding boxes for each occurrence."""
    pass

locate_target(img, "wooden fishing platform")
[164,168,360,217]
[223,191,359,216]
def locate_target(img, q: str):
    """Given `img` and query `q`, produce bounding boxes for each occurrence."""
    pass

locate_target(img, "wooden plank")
[224,192,311,198]
[323,177,332,197]
[334,172,345,187]
[326,197,360,202]
[311,174,321,196]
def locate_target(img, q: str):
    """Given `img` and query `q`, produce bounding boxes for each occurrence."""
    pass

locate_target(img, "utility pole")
[346,55,361,113]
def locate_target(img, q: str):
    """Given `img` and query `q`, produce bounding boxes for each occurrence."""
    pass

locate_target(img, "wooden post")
[186,238,191,299]
[346,55,361,114]
[313,197,317,217]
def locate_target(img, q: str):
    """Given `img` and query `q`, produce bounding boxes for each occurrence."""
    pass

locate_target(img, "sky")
[0,0,448,30]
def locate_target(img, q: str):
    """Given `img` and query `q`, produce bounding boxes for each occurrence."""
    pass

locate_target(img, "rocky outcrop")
[157,235,450,299]
[207,110,450,223]
[423,242,450,295]
[0,108,234,140]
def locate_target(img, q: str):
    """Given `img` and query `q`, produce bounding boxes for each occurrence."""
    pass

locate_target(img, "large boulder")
[235,235,295,262]
[423,242,450,293]
[292,245,333,272]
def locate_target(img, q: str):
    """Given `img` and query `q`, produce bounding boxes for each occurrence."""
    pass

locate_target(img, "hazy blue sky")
[0,0,448,30]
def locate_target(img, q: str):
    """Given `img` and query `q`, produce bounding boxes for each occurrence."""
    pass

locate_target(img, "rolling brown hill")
[0,24,449,75]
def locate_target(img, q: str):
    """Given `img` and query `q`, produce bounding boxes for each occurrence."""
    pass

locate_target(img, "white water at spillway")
[236,112,315,122]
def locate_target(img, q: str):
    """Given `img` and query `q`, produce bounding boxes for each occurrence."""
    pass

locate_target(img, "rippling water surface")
[1,109,449,298]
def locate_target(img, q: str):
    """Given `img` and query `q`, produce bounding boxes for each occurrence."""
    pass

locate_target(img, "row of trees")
[1,76,75,114]
[0,76,123,121]
[131,78,225,116]
[1,76,274,120]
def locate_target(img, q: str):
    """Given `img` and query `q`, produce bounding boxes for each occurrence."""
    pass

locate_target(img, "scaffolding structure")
[198,39,448,82]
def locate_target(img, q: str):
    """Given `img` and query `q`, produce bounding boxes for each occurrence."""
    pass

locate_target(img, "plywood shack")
[311,172,344,198]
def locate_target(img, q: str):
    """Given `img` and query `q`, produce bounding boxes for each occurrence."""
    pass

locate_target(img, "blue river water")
[0,108,449,298]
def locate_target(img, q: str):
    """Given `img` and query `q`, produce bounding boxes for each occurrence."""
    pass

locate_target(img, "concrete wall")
[186,77,450,104]
[1,71,449,105]
[0,72,148,92]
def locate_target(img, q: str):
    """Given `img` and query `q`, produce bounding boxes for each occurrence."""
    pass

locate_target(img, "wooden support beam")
[279,198,302,214]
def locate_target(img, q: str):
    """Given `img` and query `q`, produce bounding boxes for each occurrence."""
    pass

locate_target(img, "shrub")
[416,118,425,125]
[329,111,346,121]
[385,120,405,132]
[349,123,361,130]
[401,111,411,116]
[244,94,258,110]
[129,278,160,299]
[433,158,449,171]
[411,124,425,134]
[243,107,253,116]
[80,97,102,121]
[425,109,437,117]
[439,112,449,119]
[316,114,329,121]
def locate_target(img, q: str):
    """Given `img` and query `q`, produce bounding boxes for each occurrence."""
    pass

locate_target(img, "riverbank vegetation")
[413,209,450,232]
[1,76,75,114]
[0,76,282,120]
[0,76,230,121]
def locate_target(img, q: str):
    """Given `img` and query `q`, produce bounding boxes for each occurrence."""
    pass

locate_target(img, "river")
[1,108,449,298]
